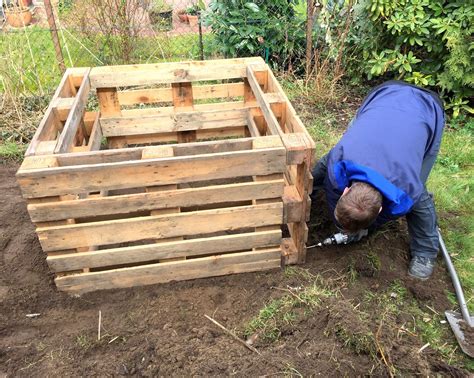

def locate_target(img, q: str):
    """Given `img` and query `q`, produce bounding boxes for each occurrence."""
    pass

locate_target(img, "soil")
[459,322,474,357]
[0,162,469,376]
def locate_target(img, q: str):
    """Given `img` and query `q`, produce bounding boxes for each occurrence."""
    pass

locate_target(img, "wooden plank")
[36,203,283,251]
[87,112,102,151]
[26,68,88,157]
[246,65,281,137]
[17,147,286,198]
[35,141,58,155]
[54,248,281,293]
[20,156,58,170]
[266,67,316,150]
[52,97,75,121]
[48,137,257,167]
[121,100,246,117]
[124,132,177,146]
[118,87,173,105]
[47,230,282,272]
[117,83,245,106]
[172,82,196,143]
[246,111,260,137]
[89,57,265,88]
[54,68,92,153]
[282,133,311,165]
[122,126,246,145]
[100,108,248,137]
[97,87,122,117]
[283,185,303,223]
[28,180,284,222]
[281,237,298,265]
[264,92,285,104]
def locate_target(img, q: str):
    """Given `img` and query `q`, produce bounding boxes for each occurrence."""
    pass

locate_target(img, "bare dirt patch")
[0,162,468,376]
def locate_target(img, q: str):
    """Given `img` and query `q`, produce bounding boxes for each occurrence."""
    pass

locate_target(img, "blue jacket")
[325,81,445,225]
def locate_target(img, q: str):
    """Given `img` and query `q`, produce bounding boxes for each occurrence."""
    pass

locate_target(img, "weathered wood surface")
[55,248,281,293]
[47,230,282,272]
[17,145,286,198]
[90,57,265,88]
[100,108,248,137]
[118,83,244,106]
[26,67,89,156]
[37,202,283,251]
[55,68,92,153]
[28,179,284,222]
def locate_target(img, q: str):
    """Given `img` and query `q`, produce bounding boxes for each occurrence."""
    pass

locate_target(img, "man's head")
[335,182,382,233]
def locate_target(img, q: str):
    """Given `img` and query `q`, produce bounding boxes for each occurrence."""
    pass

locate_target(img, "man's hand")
[345,229,369,244]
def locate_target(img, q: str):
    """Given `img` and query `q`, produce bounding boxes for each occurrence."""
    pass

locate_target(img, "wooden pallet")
[17,57,315,294]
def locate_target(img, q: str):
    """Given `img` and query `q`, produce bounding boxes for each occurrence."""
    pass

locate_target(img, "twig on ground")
[375,318,395,378]
[271,286,309,306]
[425,305,440,316]
[417,343,430,353]
[108,336,119,344]
[98,310,102,341]
[204,314,260,355]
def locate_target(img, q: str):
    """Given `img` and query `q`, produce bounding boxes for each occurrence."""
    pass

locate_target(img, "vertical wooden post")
[97,87,125,149]
[198,14,204,61]
[172,82,196,143]
[305,0,315,78]
[44,0,66,74]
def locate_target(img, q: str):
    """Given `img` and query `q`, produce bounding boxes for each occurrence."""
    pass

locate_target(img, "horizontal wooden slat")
[28,179,284,222]
[20,137,266,168]
[90,57,265,88]
[100,108,248,137]
[118,82,244,106]
[120,100,247,117]
[54,248,281,293]
[47,230,282,271]
[52,97,75,121]
[18,146,286,198]
[37,203,283,251]
[119,126,247,145]
[118,87,172,105]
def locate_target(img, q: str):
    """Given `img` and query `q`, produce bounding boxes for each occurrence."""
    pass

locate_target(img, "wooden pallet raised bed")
[16,57,315,294]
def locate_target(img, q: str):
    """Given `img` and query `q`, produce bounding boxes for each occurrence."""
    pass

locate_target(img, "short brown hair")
[335,182,382,232]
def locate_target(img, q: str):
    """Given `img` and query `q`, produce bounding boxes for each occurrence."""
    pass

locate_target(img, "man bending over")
[312,81,445,280]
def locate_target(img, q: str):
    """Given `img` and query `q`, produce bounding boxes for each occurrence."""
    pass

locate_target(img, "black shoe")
[408,256,436,280]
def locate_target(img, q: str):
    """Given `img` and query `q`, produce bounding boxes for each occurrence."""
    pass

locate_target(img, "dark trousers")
[312,153,439,259]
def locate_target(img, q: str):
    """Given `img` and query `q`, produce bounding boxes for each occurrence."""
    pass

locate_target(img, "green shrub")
[348,0,473,118]
[203,0,306,67]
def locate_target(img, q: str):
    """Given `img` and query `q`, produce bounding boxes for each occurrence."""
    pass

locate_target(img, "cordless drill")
[312,229,369,247]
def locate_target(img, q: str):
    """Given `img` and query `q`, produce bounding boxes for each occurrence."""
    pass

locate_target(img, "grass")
[427,127,474,312]
[244,270,335,343]
[0,141,26,161]
[0,26,218,94]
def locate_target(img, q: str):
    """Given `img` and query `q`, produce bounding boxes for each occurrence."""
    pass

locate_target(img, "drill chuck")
[321,232,349,246]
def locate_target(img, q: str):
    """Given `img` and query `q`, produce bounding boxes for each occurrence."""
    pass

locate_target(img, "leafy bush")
[203,0,306,67]
[349,0,473,118]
